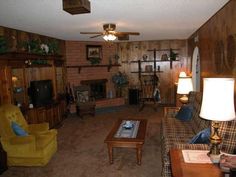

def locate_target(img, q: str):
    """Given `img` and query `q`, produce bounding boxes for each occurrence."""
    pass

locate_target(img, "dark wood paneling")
[188,0,236,106]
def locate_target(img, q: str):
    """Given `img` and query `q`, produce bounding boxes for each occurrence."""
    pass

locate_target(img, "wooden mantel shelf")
[0,51,63,61]
[66,64,121,73]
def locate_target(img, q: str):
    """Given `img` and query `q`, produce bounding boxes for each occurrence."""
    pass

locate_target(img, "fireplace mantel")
[80,79,108,85]
[66,64,121,73]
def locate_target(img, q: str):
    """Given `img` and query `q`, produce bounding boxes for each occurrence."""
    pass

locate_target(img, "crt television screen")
[29,80,53,107]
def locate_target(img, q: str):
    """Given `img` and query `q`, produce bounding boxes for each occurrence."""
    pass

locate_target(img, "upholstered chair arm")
[164,107,180,118]
[28,123,49,134]
[1,136,36,156]
[9,135,35,145]
[35,129,57,138]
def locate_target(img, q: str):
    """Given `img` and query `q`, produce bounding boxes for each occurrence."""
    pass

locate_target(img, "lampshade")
[179,71,187,77]
[12,76,18,82]
[177,77,193,95]
[103,34,116,41]
[200,78,235,121]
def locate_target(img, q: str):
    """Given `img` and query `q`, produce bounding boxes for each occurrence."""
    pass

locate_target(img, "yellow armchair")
[0,104,57,166]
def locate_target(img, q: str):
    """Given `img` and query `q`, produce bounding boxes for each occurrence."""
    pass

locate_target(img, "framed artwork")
[86,45,102,60]
[76,90,89,103]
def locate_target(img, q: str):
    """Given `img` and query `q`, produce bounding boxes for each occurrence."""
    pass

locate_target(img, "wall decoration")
[226,34,236,72]
[86,45,102,60]
[214,40,225,74]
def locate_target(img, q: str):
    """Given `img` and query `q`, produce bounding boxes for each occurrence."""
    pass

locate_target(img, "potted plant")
[112,72,129,97]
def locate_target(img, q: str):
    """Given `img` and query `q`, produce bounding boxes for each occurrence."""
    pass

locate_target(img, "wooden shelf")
[147,48,180,52]
[0,52,63,61]
[66,64,121,73]
[25,64,52,68]
[129,60,179,63]
[121,60,180,63]
[131,71,163,74]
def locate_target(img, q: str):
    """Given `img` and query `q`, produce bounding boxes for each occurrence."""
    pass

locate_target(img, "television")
[29,80,53,107]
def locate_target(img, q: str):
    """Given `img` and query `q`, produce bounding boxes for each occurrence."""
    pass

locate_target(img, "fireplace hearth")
[81,79,107,100]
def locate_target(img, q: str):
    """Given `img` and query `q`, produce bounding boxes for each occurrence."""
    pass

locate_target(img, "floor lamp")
[199,78,235,161]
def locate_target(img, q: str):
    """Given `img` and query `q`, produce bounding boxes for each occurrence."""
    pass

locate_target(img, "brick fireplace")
[81,79,107,100]
[66,41,125,113]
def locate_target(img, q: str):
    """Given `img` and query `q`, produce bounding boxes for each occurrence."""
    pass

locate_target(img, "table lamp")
[177,76,193,104]
[199,78,235,157]
[179,71,187,77]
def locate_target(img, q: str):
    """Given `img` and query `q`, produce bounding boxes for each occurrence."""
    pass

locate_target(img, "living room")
[0,0,235,177]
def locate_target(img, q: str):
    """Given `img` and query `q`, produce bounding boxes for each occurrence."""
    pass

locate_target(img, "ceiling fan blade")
[80,32,103,34]
[90,34,103,38]
[116,32,140,35]
[118,35,129,41]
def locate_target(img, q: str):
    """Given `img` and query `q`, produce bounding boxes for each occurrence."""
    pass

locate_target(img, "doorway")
[192,47,200,91]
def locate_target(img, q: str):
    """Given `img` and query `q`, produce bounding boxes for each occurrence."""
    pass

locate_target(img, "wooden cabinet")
[0,52,67,127]
[26,102,64,128]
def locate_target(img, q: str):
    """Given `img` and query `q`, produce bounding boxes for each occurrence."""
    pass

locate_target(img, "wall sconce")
[12,76,18,87]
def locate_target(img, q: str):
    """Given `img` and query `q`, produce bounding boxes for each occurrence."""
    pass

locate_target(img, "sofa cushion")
[175,104,193,121]
[162,118,194,138]
[189,128,210,144]
[11,121,28,136]
[219,120,236,154]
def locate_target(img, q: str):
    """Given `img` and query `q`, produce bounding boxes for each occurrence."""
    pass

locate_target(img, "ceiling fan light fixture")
[103,34,116,41]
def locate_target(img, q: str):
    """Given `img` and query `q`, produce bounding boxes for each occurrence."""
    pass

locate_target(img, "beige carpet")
[2,106,163,177]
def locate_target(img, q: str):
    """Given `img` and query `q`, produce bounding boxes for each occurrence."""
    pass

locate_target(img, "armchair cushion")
[189,128,210,144]
[11,121,28,136]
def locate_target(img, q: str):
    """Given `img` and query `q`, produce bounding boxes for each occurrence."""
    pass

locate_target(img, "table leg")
[107,144,113,164]
[136,145,142,165]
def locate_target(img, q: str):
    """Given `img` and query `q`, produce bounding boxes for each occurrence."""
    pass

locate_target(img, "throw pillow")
[11,121,28,136]
[175,104,193,121]
[189,128,211,144]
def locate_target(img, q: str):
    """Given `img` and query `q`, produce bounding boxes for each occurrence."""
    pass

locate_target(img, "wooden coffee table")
[170,149,223,177]
[104,119,147,165]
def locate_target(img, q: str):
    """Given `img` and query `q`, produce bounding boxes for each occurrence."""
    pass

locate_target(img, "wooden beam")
[63,0,91,15]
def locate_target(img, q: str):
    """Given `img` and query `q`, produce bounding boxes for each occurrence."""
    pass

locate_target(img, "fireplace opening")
[81,79,107,100]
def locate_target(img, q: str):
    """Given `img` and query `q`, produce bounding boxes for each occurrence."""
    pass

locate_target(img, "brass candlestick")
[208,121,222,156]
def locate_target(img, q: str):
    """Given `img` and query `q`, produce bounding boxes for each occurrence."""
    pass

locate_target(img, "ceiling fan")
[80,23,140,41]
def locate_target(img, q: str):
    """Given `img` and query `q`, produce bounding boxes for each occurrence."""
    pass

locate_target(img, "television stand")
[25,100,66,128]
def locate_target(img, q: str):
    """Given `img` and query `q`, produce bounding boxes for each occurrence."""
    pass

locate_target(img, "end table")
[0,142,8,174]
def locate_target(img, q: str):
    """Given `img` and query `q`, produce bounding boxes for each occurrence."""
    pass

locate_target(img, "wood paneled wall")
[0,26,65,54]
[117,40,188,105]
[188,0,236,92]
[0,26,66,104]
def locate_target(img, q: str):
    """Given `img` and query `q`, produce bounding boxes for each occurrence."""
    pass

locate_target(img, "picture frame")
[76,90,89,103]
[86,45,102,60]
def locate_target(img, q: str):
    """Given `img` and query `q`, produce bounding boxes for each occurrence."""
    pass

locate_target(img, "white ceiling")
[0,0,229,41]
